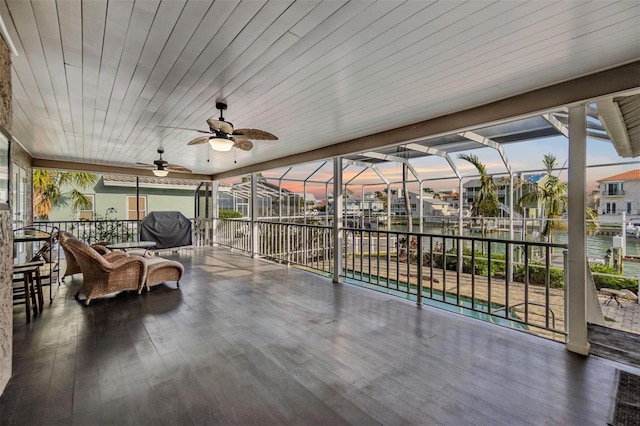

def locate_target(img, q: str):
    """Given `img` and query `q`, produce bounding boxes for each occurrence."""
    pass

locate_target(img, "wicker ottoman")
[142,257,184,292]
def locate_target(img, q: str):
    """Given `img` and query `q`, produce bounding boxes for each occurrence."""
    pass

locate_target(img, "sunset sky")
[223,134,640,200]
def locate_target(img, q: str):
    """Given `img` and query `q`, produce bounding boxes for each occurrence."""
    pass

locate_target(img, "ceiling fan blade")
[187,136,212,145]
[135,162,155,169]
[233,138,254,151]
[206,118,233,134]
[158,125,211,134]
[233,128,278,140]
[166,164,192,173]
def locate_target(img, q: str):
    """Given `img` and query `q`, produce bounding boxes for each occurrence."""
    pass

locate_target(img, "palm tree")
[33,170,97,220]
[586,207,599,236]
[241,172,267,183]
[517,154,567,241]
[374,190,388,209]
[458,153,499,218]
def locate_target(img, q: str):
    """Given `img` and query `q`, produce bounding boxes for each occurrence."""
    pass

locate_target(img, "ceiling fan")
[136,148,192,177]
[163,102,278,152]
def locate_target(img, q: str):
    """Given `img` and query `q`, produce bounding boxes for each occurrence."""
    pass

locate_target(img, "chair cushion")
[143,257,184,290]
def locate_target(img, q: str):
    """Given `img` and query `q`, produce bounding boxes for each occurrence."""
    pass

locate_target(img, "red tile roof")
[598,170,640,182]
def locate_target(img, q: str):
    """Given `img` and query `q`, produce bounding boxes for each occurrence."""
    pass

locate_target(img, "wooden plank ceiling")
[2,0,640,177]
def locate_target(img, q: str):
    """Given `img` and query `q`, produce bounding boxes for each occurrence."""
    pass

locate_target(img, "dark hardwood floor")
[2,247,637,425]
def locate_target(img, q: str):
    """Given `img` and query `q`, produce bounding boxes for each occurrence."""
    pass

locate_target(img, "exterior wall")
[462,183,507,205]
[46,178,195,222]
[599,179,640,216]
[598,178,640,225]
[146,193,194,218]
[0,34,12,394]
[391,193,452,217]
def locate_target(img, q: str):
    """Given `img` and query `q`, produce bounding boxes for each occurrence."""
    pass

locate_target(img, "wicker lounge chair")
[64,238,147,305]
[58,232,122,280]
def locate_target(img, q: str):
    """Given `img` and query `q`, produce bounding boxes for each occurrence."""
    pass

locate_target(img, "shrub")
[589,264,638,293]
[219,209,243,219]
[513,263,564,288]
[72,214,135,244]
[425,248,505,277]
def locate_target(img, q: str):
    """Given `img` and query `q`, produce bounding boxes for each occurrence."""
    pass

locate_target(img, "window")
[79,194,95,220]
[627,202,633,214]
[606,183,623,195]
[127,195,147,220]
[12,164,27,227]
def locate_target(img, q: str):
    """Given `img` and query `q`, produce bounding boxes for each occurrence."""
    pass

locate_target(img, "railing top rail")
[341,226,568,249]
[257,221,332,230]
[35,219,140,224]
[216,217,567,249]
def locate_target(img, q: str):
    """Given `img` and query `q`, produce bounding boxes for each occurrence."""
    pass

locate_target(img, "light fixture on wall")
[208,137,235,152]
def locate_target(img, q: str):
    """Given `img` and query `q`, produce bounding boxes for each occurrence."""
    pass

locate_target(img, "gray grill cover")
[139,211,192,249]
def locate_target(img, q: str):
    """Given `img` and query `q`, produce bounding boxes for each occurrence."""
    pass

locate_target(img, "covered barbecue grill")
[139,211,192,249]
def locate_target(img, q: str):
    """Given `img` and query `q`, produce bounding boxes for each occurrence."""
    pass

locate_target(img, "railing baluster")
[471,239,475,310]
[545,245,551,330]
[417,236,423,305]
[429,236,433,299]
[368,230,372,284]
[359,230,364,282]
[487,242,492,314]
[455,237,461,306]
[504,242,510,319]
[376,232,380,287]
[442,236,446,302]
[395,233,400,291]
[524,242,529,325]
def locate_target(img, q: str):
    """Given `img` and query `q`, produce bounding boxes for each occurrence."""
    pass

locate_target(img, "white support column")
[509,174,514,239]
[622,211,627,256]
[325,183,329,226]
[250,173,259,258]
[386,184,392,231]
[509,173,514,281]
[361,185,365,228]
[303,181,307,225]
[278,180,282,222]
[459,179,464,236]
[419,181,424,233]
[566,103,590,356]
[333,158,343,284]
[211,181,219,246]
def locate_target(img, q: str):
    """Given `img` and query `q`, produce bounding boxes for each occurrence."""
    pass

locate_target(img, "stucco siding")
[0,33,12,394]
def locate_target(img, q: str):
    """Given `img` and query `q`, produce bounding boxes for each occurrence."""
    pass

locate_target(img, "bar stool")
[12,262,44,323]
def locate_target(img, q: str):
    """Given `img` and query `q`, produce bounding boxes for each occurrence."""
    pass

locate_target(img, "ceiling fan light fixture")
[209,137,234,151]
[152,168,169,177]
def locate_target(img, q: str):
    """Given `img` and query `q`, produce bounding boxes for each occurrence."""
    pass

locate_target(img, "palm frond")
[68,189,93,211]
[458,153,486,175]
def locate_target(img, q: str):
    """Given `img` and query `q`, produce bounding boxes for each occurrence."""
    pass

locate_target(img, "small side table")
[13,262,44,323]
[601,288,625,307]
[106,241,156,256]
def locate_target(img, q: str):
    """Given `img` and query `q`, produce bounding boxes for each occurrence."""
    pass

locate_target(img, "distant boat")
[626,223,640,237]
